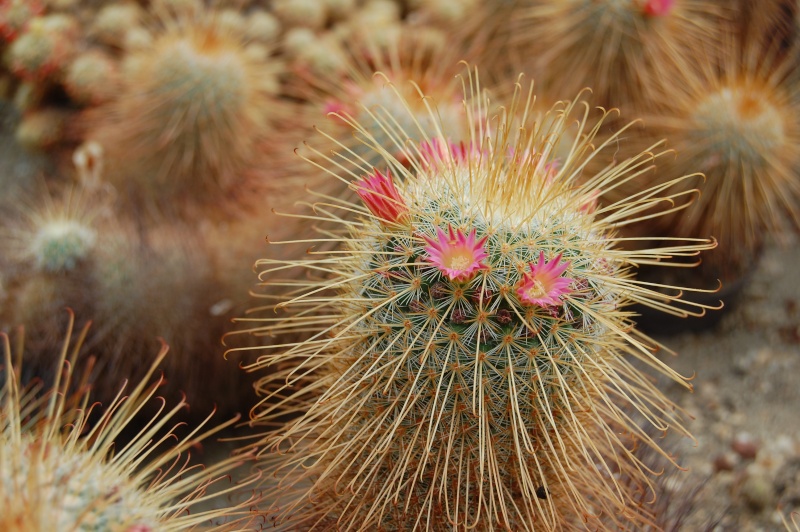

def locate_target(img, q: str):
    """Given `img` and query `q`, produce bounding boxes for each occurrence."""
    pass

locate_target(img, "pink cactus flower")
[355,169,408,224]
[579,188,600,214]
[642,0,674,17]
[517,251,574,307]
[423,226,488,281]
[419,138,478,169]
[323,99,354,121]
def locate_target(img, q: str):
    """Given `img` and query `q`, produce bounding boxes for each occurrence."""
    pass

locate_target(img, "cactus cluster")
[0,2,290,415]
[1,0,799,529]
[229,70,717,530]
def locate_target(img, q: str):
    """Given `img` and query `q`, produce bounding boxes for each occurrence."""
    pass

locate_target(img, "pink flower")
[423,226,488,281]
[579,188,600,214]
[642,0,674,17]
[354,169,408,224]
[419,139,478,169]
[516,251,574,307]
[323,99,354,121]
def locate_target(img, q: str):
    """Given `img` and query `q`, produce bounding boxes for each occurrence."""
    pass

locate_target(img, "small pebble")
[713,452,739,472]
[733,433,759,460]
[740,472,774,511]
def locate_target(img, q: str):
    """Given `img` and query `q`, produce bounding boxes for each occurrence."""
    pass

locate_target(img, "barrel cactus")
[636,32,800,281]
[230,68,717,529]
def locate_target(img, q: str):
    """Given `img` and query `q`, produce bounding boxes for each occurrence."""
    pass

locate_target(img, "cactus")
[89,1,145,48]
[15,108,70,150]
[4,184,100,280]
[0,312,258,530]
[0,0,44,42]
[63,49,120,105]
[28,218,94,274]
[283,27,477,200]
[508,0,729,110]
[633,32,800,280]
[2,185,249,417]
[271,0,328,30]
[228,68,718,529]
[4,14,78,82]
[87,6,283,220]
[1,189,88,352]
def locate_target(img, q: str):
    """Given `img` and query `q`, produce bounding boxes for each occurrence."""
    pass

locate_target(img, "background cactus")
[279,26,484,203]
[86,4,283,220]
[0,313,258,530]
[506,0,730,112]
[228,69,717,529]
[0,0,44,43]
[1,182,254,417]
[63,49,120,105]
[3,13,77,82]
[631,30,800,281]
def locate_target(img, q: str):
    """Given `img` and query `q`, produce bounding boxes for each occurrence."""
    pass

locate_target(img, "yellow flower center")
[447,251,471,271]
[525,279,546,299]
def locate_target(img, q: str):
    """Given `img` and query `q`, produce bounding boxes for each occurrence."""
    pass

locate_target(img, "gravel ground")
[651,236,800,531]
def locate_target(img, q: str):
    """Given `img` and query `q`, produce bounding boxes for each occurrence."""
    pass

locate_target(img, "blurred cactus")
[3,186,101,338]
[508,0,730,110]
[4,14,78,82]
[63,49,120,105]
[0,0,44,43]
[89,1,145,48]
[282,27,479,201]
[0,313,258,530]
[633,32,800,281]
[15,107,70,150]
[228,68,717,529]
[86,5,283,220]
[28,215,94,274]
[1,183,252,417]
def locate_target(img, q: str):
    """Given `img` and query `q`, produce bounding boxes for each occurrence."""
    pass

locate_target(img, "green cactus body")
[30,219,96,273]
[232,69,718,530]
